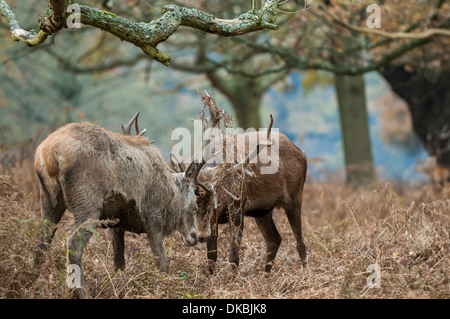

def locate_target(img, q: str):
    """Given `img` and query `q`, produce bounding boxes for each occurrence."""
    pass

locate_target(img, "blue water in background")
[262,71,428,181]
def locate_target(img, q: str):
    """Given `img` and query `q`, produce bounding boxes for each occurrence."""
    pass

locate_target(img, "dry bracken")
[0,169,449,299]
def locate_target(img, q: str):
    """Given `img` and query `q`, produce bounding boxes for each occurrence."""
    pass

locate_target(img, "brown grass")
[0,163,449,299]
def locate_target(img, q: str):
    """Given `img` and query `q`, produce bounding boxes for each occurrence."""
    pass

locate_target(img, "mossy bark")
[1,0,280,66]
[335,74,376,187]
[231,80,263,130]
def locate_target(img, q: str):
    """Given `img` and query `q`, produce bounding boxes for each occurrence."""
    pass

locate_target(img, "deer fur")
[171,130,307,273]
[35,121,202,298]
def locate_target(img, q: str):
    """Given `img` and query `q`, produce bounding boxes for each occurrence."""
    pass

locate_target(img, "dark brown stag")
[172,107,307,273]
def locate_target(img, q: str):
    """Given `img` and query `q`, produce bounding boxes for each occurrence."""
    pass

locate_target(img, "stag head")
[171,113,275,242]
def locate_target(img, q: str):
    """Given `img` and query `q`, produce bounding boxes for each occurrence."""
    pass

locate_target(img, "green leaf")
[179,271,188,281]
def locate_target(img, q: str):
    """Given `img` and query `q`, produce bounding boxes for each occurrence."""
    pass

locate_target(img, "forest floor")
[0,162,449,299]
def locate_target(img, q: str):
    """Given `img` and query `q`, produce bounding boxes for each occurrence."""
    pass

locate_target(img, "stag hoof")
[264,263,273,272]
[72,287,90,299]
[207,260,216,275]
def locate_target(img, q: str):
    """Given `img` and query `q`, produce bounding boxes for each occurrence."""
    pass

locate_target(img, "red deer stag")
[34,112,204,298]
[171,114,308,273]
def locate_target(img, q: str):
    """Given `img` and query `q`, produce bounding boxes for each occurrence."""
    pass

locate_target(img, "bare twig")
[0,1,48,46]
[319,2,450,40]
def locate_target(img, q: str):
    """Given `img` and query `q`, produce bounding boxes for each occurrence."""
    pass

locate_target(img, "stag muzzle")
[181,227,198,247]
[195,217,212,243]
[196,225,212,243]
[198,236,209,243]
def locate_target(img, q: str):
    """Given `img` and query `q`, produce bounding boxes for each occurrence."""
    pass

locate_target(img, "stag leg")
[111,228,126,271]
[255,211,282,272]
[35,182,66,266]
[144,213,168,272]
[68,221,95,299]
[228,212,244,270]
[206,235,218,274]
[147,231,167,272]
[285,199,307,267]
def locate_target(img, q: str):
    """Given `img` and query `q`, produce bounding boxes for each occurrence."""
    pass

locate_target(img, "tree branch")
[0,0,280,66]
[43,49,148,74]
[319,2,450,40]
[0,1,48,46]
[174,4,278,36]
[234,35,434,75]
[39,0,69,33]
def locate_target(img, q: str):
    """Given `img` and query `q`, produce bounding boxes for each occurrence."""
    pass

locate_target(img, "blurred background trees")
[1,0,449,187]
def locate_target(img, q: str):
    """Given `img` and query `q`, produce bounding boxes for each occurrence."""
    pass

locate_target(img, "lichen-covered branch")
[38,0,69,33]
[171,4,278,37]
[0,0,280,66]
[0,1,48,46]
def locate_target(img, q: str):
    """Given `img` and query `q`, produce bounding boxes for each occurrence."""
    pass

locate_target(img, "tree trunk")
[379,64,450,166]
[207,72,263,130]
[231,89,263,130]
[335,73,376,187]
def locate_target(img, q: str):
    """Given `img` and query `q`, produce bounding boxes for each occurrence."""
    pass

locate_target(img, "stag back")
[34,111,208,298]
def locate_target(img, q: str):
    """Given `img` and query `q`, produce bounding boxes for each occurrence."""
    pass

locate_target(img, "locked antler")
[233,114,274,177]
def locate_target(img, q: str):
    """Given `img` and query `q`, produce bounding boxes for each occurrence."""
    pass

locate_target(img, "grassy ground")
[0,164,449,299]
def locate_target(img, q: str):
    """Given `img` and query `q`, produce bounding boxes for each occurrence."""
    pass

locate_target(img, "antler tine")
[267,114,273,141]
[133,112,147,137]
[223,188,241,201]
[134,112,140,136]
[233,114,274,175]
[121,112,146,137]
[121,112,140,136]
[235,143,264,167]
[189,90,221,183]
[196,180,212,193]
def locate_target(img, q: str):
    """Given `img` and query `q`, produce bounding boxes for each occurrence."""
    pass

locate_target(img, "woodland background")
[0,0,449,299]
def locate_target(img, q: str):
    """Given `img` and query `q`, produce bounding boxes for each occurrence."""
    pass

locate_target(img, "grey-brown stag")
[34,113,204,298]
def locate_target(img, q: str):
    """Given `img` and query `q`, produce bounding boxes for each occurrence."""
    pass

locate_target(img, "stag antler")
[223,187,241,201]
[193,90,227,174]
[233,114,274,177]
[121,112,147,137]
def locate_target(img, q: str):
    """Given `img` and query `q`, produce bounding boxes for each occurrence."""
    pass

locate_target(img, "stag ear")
[184,159,207,185]
[184,161,200,181]
[170,153,187,173]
